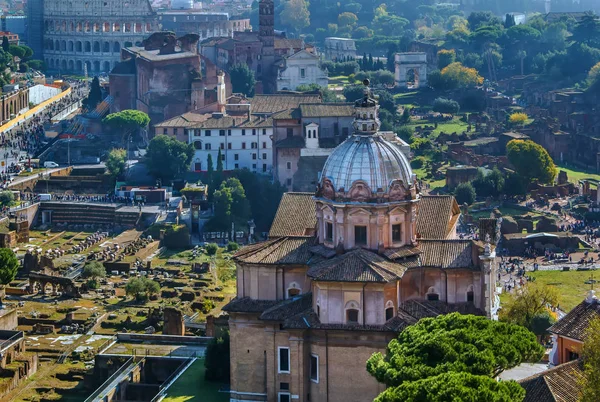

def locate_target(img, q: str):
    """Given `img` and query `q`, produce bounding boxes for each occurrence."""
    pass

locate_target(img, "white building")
[324,37,357,61]
[277,50,328,91]
[187,112,273,174]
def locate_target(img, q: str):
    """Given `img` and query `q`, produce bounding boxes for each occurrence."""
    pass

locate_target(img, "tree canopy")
[230,63,256,97]
[103,110,150,133]
[106,148,127,178]
[145,135,194,181]
[499,282,560,332]
[581,317,600,402]
[82,261,106,279]
[125,277,160,302]
[367,313,544,401]
[0,248,19,286]
[454,182,476,205]
[506,139,557,184]
[280,0,310,34]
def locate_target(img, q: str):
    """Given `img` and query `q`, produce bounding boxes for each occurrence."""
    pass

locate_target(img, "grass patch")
[555,164,600,184]
[163,359,227,402]
[529,270,596,312]
[408,117,469,140]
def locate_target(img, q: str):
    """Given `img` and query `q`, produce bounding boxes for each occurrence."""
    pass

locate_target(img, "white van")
[43,161,59,168]
[38,194,52,201]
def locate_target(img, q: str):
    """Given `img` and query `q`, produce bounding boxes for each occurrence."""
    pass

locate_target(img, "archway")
[103,41,110,53]
[394,52,428,89]
[68,60,74,71]
[93,61,100,72]
[61,59,67,71]
[76,41,82,52]
[103,61,110,72]
[68,41,73,52]
[113,41,120,53]
[93,41,100,53]
[84,41,91,53]
[76,60,83,72]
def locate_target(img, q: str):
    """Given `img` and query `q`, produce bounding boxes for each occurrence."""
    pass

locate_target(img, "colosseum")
[43,0,158,75]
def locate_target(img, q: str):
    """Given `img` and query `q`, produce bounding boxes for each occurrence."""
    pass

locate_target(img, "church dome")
[319,134,415,202]
[317,79,417,203]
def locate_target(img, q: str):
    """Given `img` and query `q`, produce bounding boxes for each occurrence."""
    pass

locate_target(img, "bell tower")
[259,0,275,93]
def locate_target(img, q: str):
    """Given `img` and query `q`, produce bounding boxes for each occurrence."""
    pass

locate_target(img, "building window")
[252,153,257,160]
[263,142,267,148]
[205,143,211,150]
[252,164,257,169]
[385,307,394,321]
[263,164,267,172]
[205,130,211,136]
[427,287,439,301]
[234,154,239,161]
[278,347,290,373]
[286,178,292,186]
[354,226,367,246]
[228,129,231,136]
[287,128,293,138]
[252,129,256,135]
[346,309,359,324]
[278,393,291,402]
[173,128,178,135]
[242,129,246,136]
[326,222,333,241]
[221,153,225,161]
[219,130,225,136]
[392,224,402,243]
[286,162,291,170]
[288,288,300,298]
[262,153,267,159]
[242,142,246,149]
[220,143,225,150]
[263,129,267,135]
[228,143,232,150]
[280,382,289,391]
[300,68,305,78]
[567,350,580,361]
[310,355,319,383]
[467,285,474,302]
[235,163,239,169]
[251,142,257,149]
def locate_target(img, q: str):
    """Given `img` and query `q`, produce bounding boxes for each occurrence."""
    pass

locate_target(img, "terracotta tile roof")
[548,298,600,340]
[307,248,407,283]
[282,309,415,332]
[520,360,584,402]
[222,297,280,313]
[417,240,475,269]
[275,37,305,50]
[383,245,422,260]
[274,136,305,148]
[299,103,354,118]
[271,108,301,120]
[250,94,321,115]
[268,193,317,238]
[233,236,318,265]
[154,112,211,128]
[192,115,272,129]
[416,195,460,240]
[260,293,312,321]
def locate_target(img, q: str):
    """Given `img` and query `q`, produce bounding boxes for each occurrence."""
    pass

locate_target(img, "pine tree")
[368,53,374,70]
[1,36,9,53]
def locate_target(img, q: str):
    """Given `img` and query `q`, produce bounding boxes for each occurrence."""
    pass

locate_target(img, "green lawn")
[409,117,469,140]
[529,270,596,312]
[556,164,600,184]
[163,359,227,402]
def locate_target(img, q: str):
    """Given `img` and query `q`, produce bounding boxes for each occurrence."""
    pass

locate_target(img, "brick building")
[109,31,231,131]
[224,84,500,402]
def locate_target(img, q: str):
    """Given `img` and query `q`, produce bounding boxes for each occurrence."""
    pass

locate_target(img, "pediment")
[348,207,372,217]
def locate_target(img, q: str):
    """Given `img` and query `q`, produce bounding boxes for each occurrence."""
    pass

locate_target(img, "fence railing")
[83,356,137,402]
[150,353,197,402]
[0,331,23,352]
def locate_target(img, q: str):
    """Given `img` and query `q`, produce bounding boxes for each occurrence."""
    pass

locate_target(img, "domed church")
[224,81,500,402]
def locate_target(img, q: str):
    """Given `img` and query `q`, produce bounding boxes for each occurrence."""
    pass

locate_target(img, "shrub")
[433,97,460,114]
[86,279,99,289]
[0,191,14,207]
[205,243,219,256]
[454,182,476,205]
[410,156,426,169]
[227,242,239,252]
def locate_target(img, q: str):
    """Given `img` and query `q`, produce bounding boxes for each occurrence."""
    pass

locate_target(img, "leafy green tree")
[472,168,504,198]
[581,317,600,402]
[145,135,194,181]
[125,277,160,302]
[84,76,103,110]
[467,11,500,31]
[295,83,337,102]
[0,191,14,207]
[82,261,106,279]
[208,178,251,232]
[367,313,544,400]
[205,243,219,256]
[373,372,525,402]
[0,248,19,289]
[230,63,256,96]
[500,282,560,331]
[395,126,414,143]
[106,148,127,178]
[342,84,364,102]
[437,49,456,70]
[103,110,150,144]
[205,331,230,382]
[338,12,358,28]
[1,37,8,52]
[454,182,476,205]
[8,45,25,59]
[504,13,516,29]
[432,97,460,114]
[506,139,557,184]
[280,0,310,34]
[27,59,45,71]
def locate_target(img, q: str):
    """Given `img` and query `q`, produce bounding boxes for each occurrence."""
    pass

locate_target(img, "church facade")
[224,82,500,402]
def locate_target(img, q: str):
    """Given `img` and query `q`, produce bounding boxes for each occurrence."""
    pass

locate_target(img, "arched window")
[345,301,360,324]
[427,287,439,301]
[467,285,474,303]
[385,300,394,321]
[287,282,301,298]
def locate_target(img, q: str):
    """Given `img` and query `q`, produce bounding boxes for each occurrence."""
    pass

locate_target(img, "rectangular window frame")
[278,347,290,374]
[278,393,291,402]
[354,225,367,246]
[310,354,319,383]
[325,222,333,242]
[392,224,402,243]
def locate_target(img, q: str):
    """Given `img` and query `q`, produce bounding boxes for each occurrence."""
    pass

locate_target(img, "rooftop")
[154,111,211,128]
[268,193,317,238]
[123,46,198,62]
[548,295,600,341]
[250,94,321,115]
[519,360,583,402]
[416,195,461,240]
[299,103,354,118]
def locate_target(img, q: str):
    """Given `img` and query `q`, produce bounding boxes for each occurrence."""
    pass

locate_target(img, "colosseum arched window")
[93,60,100,72]
[54,40,60,50]
[85,22,91,33]
[103,61,110,72]
[94,23,100,32]
[113,23,121,32]
[68,60,74,71]
[60,40,66,51]
[61,60,67,71]
[76,41,82,52]
[124,41,132,48]
[93,41,100,53]
[135,23,142,33]
[103,22,110,32]
[61,21,66,31]
[69,22,74,32]
[125,23,132,32]
[76,60,83,72]
[103,41,110,53]
[76,22,82,32]
[113,42,121,53]
[84,41,91,53]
